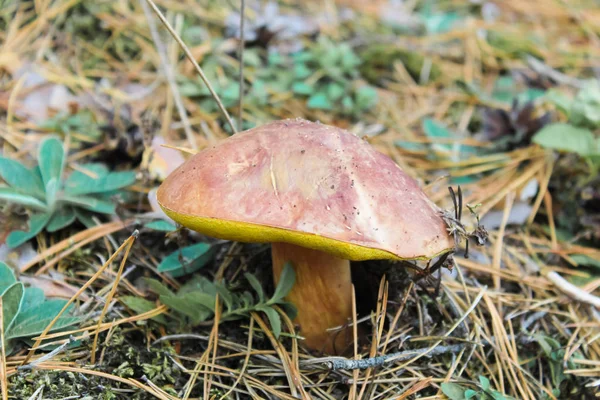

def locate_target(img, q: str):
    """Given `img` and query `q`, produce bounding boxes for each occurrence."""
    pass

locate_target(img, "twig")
[546,271,600,309]
[18,336,76,371]
[303,334,537,371]
[310,344,466,371]
[139,0,198,149]
[237,0,245,132]
[526,56,586,89]
[144,0,237,134]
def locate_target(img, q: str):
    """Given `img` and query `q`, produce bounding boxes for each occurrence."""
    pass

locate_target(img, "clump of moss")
[10,328,182,399]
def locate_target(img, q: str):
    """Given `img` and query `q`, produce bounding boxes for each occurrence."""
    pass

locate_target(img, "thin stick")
[546,271,600,309]
[144,0,237,134]
[139,0,198,149]
[0,297,7,400]
[349,285,358,400]
[237,0,245,132]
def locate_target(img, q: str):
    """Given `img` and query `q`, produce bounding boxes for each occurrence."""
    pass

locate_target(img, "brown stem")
[271,242,353,354]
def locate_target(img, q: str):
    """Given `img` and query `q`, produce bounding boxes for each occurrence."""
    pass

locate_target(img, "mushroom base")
[271,242,353,355]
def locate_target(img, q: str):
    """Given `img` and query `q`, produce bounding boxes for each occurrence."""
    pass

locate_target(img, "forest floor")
[0,0,599,399]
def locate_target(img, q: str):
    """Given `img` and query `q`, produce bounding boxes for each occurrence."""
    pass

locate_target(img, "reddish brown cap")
[157,119,453,261]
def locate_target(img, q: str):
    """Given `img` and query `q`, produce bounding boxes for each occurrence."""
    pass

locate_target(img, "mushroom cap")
[157,119,453,261]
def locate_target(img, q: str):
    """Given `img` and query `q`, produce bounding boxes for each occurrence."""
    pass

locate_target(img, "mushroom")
[157,119,453,354]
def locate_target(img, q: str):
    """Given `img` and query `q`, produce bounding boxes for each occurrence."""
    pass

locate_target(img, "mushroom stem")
[271,242,353,354]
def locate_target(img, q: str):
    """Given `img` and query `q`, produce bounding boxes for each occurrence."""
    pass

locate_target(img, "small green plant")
[121,263,297,338]
[441,376,516,400]
[0,136,136,248]
[533,82,600,161]
[178,36,378,124]
[0,262,81,354]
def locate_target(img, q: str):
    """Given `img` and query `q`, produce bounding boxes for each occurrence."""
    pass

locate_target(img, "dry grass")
[0,0,599,399]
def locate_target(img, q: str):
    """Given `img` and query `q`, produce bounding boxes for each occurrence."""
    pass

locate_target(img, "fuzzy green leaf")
[38,137,65,195]
[7,212,53,248]
[120,296,167,324]
[479,376,490,391]
[307,92,333,110]
[269,262,296,304]
[244,273,265,303]
[258,306,282,338]
[1,283,24,335]
[441,382,467,400]
[0,263,17,295]
[144,220,177,232]
[292,82,313,95]
[63,195,116,214]
[215,284,235,313]
[532,123,598,156]
[46,208,76,232]
[157,243,216,277]
[0,187,48,211]
[0,157,45,197]
[142,278,174,297]
[65,169,136,196]
[160,292,215,324]
[6,300,80,340]
[21,287,45,312]
[465,389,478,399]
[74,208,96,228]
[570,254,600,269]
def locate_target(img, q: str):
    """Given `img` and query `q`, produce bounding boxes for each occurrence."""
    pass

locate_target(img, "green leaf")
[441,382,467,400]
[545,89,573,115]
[354,86,378,111]
[157,243,216,277]
[215,284,235,312]
[0,157,45,197]
[0,263,17,295]
[269,262,296,304]
[1,283,24,335]
[141,278,174,297]
[63,195,116,214]
[479,376,490,391]
[465,389,479,399]
[570,254,600,269]
[21,287,45,312]
[244,273,265,303]
[0,187,48,211]
[65,168,136,196]
[6,301,80,340]
[144,220,177,232]
[74,208,96,228]
[44,178,58,208]
[120,296,167,324]
[46,208,76,232]
[569,81,600,128]
[292,82,313,96]
[38,137,65,195]
[327,83,345,101]
[258,306,282,338]
[532,123,597,156]
[160,292,215,324]
[7,212,53,248]
[307,92,332,110]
